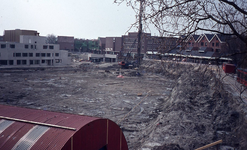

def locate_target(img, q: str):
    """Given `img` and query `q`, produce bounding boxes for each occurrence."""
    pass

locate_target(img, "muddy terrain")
[0,61,246,150]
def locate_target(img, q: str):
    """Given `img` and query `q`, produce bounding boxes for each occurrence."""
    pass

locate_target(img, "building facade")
[20,35,47,44]
[184,34,230,54]
[122,32,151,55]
[0,36,70,67]
[100,32,177,58]
[57,36,74,51]
[104,37,122,54]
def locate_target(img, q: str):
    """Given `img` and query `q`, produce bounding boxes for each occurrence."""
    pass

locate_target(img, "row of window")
[24,45,36,49]
[200,42,219,47]
[200,42,217,47]
[188,42,220,47]
[1,44,15,49]
[43,45,54,49]
[12,53,59,57]
[0,44,55,50]
[0,59,62,65]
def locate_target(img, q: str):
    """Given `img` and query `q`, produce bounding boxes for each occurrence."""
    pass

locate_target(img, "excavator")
[118,54,136,69]
[118,39,137,69]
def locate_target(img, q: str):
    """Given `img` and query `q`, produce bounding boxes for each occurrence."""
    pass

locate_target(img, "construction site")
[0,60,247,150]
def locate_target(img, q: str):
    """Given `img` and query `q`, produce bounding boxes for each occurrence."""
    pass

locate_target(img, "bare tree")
[113,2,247,149]
[46,34,57,44]
[115,0,247,50]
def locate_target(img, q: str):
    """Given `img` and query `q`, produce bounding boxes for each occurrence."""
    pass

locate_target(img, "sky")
[0,0,142,39]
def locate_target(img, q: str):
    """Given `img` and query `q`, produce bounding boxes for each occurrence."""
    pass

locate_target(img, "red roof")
[0,105,128,150]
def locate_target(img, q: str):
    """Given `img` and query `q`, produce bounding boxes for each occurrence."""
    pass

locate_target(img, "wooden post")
[0,116,76,131]
[195,140,223,150]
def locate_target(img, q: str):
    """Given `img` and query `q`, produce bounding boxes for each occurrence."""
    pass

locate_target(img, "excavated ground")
[0,60,246,150]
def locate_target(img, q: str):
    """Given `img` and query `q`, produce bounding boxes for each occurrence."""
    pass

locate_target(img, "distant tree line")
[74,39,99,52]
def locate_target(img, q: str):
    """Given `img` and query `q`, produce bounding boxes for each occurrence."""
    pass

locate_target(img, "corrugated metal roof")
[0,105,128,150]
[0,119,14,134]
[12,125,49,150]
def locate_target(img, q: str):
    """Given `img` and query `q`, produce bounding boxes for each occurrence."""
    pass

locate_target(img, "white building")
[0,36,70,67]
[20,35,47,44]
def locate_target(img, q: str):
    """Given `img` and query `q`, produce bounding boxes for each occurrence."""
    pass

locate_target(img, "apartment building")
[185,34,230,53]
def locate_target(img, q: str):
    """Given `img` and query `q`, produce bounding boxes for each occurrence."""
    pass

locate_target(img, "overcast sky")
[0,0,142,39]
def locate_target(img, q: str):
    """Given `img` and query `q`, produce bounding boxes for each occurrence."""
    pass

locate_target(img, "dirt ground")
[0,60,246,150]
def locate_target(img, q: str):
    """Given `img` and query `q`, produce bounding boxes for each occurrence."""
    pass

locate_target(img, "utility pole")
[137,0,143,68]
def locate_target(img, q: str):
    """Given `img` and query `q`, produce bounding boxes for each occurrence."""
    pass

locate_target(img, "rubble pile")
[140,61,247,150]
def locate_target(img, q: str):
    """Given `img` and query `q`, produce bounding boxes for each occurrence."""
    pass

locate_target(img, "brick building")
[3,29,39,43]
[99,32,177,58]
[57,36,74,51]
[184,34,230,54]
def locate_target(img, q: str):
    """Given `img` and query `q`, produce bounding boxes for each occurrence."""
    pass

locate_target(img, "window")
[29,60,33,65]
[16,53,21,57]
[192,43,194,46]
[42,60,45,63]
[216,42,219,47]
[49,45,54,49]
[35,60,40,64]
[22,53,28,57]
[1,44,6,48]
[216,49,220,52]
[9,60,13,65]
[25,45,29,49]
[29,53,33,57]
[17,60,21,65]
[43,45,48,49]
[201,42,204,46]
[10,44,15,48]
[212,43,214,47]
[0,60,7,65]
[22,60,27,65]
[41,53,46,57]
[36,53,40,57]
[205,42,207,46]
[31,45,33,49]
[47,53,51,57]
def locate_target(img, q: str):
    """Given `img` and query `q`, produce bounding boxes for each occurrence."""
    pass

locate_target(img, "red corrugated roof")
[0,104,128,150]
